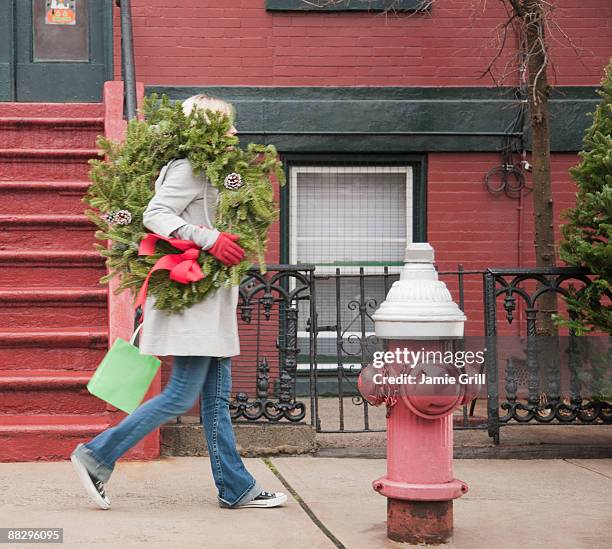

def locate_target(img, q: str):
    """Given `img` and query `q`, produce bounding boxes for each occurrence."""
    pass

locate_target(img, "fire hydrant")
[367,243,470,545]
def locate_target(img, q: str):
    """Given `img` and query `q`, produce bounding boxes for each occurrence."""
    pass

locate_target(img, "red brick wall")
[114,0,611,86]
[251,152,580,338]
[428,152,580,335]
[122,0,604,382]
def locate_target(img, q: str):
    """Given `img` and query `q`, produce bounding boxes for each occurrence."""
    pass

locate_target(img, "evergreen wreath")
[83,94,285,314]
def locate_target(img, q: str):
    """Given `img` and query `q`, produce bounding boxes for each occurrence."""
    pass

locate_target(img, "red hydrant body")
[368,244,470,545]
[373,342,470,544]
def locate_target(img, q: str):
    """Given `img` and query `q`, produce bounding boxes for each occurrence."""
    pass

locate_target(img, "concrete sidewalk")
[0,457,610,549]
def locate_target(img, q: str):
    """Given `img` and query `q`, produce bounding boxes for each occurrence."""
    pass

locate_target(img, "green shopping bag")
[87,323,161,414]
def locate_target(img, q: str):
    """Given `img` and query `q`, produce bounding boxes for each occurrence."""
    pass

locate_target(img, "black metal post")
[9,0,16,101]
[359,267,370,431]
[484,271,500,444]
[458,263,465,312]
[335,268,345,431]
[309,270,320,430]
[117,0,137,120]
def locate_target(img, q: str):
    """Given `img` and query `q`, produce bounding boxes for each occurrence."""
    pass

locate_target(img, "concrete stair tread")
[0,326,108,333]
[0,370,107,415]
[0,251,106,287]
[0,117,103,127]
[0,213,90,223]
[0,250,103,262]
[0,181,92,215]
[0,103,104,118]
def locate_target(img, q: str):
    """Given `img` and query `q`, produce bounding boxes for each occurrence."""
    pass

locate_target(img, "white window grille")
[289,165,413,371]
[290,166,412,275]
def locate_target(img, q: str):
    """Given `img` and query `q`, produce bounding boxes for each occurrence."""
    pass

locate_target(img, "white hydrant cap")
[373,243,466,339]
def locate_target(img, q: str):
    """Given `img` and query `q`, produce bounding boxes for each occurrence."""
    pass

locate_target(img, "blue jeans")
[76,355,261,507]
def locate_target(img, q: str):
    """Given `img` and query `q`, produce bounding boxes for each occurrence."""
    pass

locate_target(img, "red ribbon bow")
[134,233,205,316]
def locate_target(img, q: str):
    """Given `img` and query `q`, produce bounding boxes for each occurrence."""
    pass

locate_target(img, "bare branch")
[507,0,525,17]
[480,12,520,81]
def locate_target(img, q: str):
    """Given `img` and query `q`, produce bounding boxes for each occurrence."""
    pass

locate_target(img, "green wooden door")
[0,1,15,100]
[0,0,112,102]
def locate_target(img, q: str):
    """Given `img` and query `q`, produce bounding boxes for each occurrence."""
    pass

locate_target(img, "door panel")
[2,0,111,102]
[0,1,15,100]
[32,0,90,62]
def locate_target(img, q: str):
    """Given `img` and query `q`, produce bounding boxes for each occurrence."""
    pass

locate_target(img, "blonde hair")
[181,94,236,124]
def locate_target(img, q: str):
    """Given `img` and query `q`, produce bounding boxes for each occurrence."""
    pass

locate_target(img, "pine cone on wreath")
[114,209,133,226]
[223,172,243,190]
[101,211,116,225]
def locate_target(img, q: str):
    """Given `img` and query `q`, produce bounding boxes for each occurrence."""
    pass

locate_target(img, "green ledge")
[145,86,599,153]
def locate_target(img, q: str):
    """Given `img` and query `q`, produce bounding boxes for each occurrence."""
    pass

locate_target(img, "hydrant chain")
[385,396,397,418]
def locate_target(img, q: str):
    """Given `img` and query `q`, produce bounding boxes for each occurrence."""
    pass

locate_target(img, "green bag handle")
[129,320,144,345]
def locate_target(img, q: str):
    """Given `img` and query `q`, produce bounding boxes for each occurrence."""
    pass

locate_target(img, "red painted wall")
[116,0,606,374]
[114,0,611,86]
[428,152,580,335]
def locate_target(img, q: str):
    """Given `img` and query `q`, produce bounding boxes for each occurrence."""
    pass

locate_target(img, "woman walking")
[70,95,287,510]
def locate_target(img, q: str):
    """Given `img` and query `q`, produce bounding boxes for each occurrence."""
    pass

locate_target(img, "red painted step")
[0,287,107,329]
[0,101,117,463]
[0,370,106,415]
[0,117,103,149]
[0,328,108,371]
[0,214,97,251]
[0,103,104,118]
[0,148,101,181]
[0,251,106,287]
[0,181,91,215]
[0,414,112,462]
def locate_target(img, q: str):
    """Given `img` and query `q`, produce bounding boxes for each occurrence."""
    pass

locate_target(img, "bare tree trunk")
[523,0,557,334]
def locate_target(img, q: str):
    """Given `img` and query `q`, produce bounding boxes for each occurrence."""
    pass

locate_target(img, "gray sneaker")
[232,490,288,508]
[70,443,111,510]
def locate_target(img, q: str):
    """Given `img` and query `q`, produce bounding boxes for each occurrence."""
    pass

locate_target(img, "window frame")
[280,153,427,266]
[265,0,430,12]
[289,164,413,276]
[281,154,427,372]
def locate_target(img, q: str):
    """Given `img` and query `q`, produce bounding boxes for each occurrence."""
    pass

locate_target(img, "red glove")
[207,232,245,267]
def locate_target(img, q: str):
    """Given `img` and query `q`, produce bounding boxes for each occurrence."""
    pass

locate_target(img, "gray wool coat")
[138,158,240,358]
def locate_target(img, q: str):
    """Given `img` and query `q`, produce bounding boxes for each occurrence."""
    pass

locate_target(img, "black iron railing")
[308,267,396,433]
[172,264,316,425]
[165,262,610,440]
[307,265,481,433]
[484,267,612,444]
[231,264,315,423]
[116,0,137,120]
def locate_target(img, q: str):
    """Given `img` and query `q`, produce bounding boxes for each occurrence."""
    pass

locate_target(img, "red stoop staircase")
[0,89,159,461]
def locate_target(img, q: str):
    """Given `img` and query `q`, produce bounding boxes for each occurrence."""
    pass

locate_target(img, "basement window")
[289,164,412,370]
[289,165,411,274]
[265,0,430,12]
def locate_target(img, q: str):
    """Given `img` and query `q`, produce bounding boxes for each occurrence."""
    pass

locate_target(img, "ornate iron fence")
[173,264,610,443]
[231,264,315,423]
[308,267,395,433]
[307,265,482,433]
[484,267,612,444]
[174,264,316,425]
